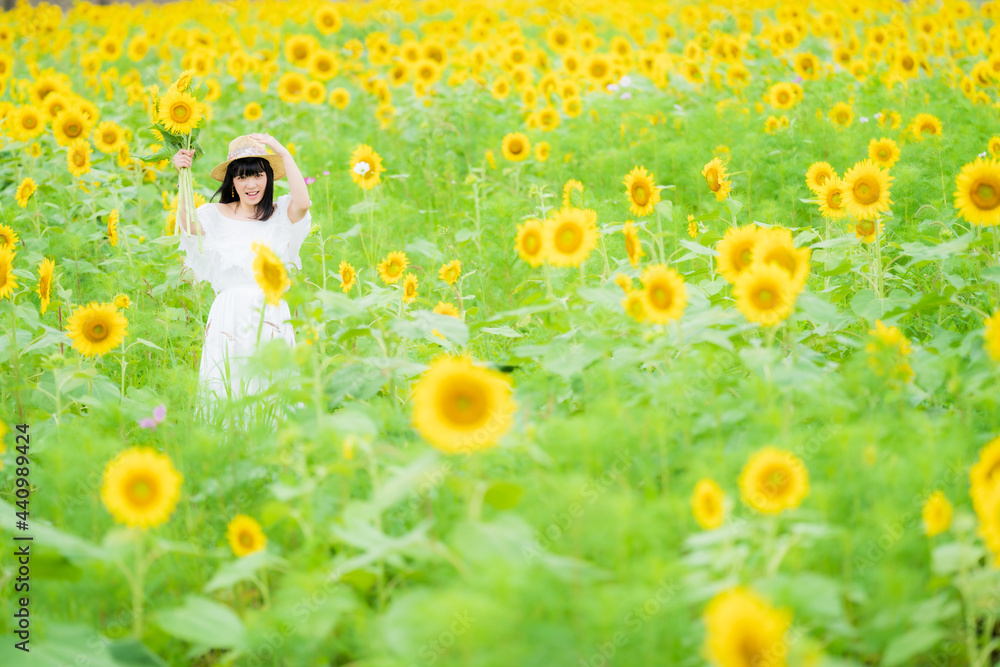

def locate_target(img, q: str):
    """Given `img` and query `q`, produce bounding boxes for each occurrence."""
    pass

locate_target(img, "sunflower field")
[3,0,1000,664]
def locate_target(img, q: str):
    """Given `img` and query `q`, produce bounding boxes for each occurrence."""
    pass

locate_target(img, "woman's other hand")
[173,149,195,170]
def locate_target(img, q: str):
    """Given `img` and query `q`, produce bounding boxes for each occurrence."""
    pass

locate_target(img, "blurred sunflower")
[868,137,900,169]
[754,228,811,291]
[534,141,550,162]
[0,223,19,251]
[304,80,326,104]
[515,218,546,267]
[244,102,262,121]
[954,156,1000,226]
[15,177,36,208]
[767,82,797,109]
[349,144,385,190]
[543,207,598,267]
[640,264,687,323]
[66,139,93,177]
[114,293,131,309]
[402,273,419,303]
[843,159,892,219]
[251,242,290,305]
[411,355,516,455]
[986,311,1000,362]
[909,113,942,140]
[854,219,884,243]
[277,72,308,104]
[563,179,583,208]
[37,257,54,314]
[377,250,408,284]
[704,587,792,667]
[624,166,661,216]
[107,209,119,247]
[828,101,853,128]
[52,107,91,147]
[866,320,914,384]
[692,479,725,530]
[922,491,952,537]
[702,158,732,201]
[739,446,809,514]
[101,447,182,529]
[226,514,267,557]
[805,162,836,194]
[622,221,644,267]
[338,260,356,293]
[438,260,461,285]
[733,263,795,326]
[970,435,1000,514]
[621,289,647,322]
[329,87,350,110]
[817,178,847,219]
[989,137,1000,158]
[11,105,46,141]
[501,132,531,162]
[715,224,759,284]
[67,302,128,356]
[0,248,15,301]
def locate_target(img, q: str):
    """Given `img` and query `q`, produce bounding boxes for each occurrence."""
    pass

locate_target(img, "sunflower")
[107,209,119,247]
[63,138,91,178]
[828,102,853,128]
[977,483,1000,565]
[411,355,516,455]
[989,137,1000,158]
[284,34,315,67]
[734,263,795,326]
[805,162,836,194]
[226,514,267,557]
[329,87,351,110]
[251,242,291,306]
[702,157,732,201]
[244,102,263,121]
[623,166,661,217]
[909,112,942,140]
[433,301,459,318]
[515,218,546,267]
[338,260,356,293]
[101,447,182,529]
[865,320,914,384]
[704,587,792,667]
[563,179,584,208]
[534,141,550,162]
[640,264,687,323]
[715,224,759,284]
[842,159,893,220]
[0,248,15,301]
[11,105,46,141]
[868,137,900,169]
[955,157,1000,226]
[15,177,36,208]
[692,479,725,530]
[314,4,342,34]
[114,293,131,309]
[767,82,797,109]
[349,144,385,190]
[543,207,599,268]
[754,228,810,291]
[537,107,560,132]
[854,218,884,243]
[66,302,128,356]
[377,250,409,284]
[52,107,91,147]
[439,259,462,285]
[622,221,645,267]
[972,436,1000,514]
[739,446,809,514]
[309,49,339,81]
[816,178,847,219]
[157,87,203,134]
[305,80,326,105]
[621,289,648,322]
[37,257,54,314]
[92,120,124,154]
[922,491,952,537]
[170,68,197,93]
[402,273,419,303]
[501,132,531,162]
[0,223,18,252]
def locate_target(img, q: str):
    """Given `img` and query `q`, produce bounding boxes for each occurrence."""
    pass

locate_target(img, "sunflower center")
[124,473,159,508]
[66,122,81,137]
[829,191,842,208]
[555,224,581,253]
[104,131,116,144]
[815,172,829,186]
[263,262,282,284]
[920,123,935,133]
[294,46,308,60]
[23,116,37,129]
[857,219,876,236]
[777,91,789,104]
[88,320,108,341]
[441,381,488,426]
[767,249,796,275]
[737,246,753,270]
[648,284,672,309]
[510,141,523,155]
[759,463,791,497]
[524,232,541,254]
[632,185,648,205]
[972,179,1000,210]
[239,530,255,548]
[752,286,779,310]
[707,171,720,191]
[387,261,402,276]
[171,104,191,122]
[853,177,880,205]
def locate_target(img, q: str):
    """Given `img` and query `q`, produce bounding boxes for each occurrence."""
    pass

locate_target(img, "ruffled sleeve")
[276,193,312,270]
[177,204,221,285]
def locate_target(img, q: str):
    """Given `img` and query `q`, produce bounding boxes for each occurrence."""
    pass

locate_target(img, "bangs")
[231,157,271,179]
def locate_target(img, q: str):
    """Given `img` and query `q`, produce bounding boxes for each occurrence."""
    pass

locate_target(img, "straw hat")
[210,135,286,182]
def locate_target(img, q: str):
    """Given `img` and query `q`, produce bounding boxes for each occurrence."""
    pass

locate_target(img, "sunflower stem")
[132,530,146,639]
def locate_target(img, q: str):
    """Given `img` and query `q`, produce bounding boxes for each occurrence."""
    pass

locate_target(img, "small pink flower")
[305,176,317,185]
[139,403,167,430]
[322,170,330,176]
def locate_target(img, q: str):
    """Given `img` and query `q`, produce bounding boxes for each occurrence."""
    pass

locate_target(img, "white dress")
[178,194,311,413]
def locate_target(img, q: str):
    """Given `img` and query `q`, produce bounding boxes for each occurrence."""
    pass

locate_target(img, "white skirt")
[197,285,297,409]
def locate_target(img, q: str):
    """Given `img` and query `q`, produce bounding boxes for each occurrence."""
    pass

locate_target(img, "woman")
[172,132,311,416]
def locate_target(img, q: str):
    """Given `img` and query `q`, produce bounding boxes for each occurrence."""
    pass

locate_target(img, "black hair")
[211,157,275,221]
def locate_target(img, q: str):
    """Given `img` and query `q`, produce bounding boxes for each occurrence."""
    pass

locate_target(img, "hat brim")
[210,154,286,182]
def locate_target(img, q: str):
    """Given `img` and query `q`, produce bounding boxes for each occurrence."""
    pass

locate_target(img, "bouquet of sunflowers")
[140,70,206,243]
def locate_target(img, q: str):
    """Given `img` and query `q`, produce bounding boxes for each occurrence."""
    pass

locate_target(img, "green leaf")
[203,550,288,593]
[881,626,946,666]
[348,200,376,216]
[152,595,248,650]
[479,325,522,338]
[484,482,524,510]
[108,639,170,667]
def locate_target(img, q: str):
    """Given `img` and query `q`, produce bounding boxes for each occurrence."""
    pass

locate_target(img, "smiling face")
[223,157,275,217]
[234,169,266,207]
